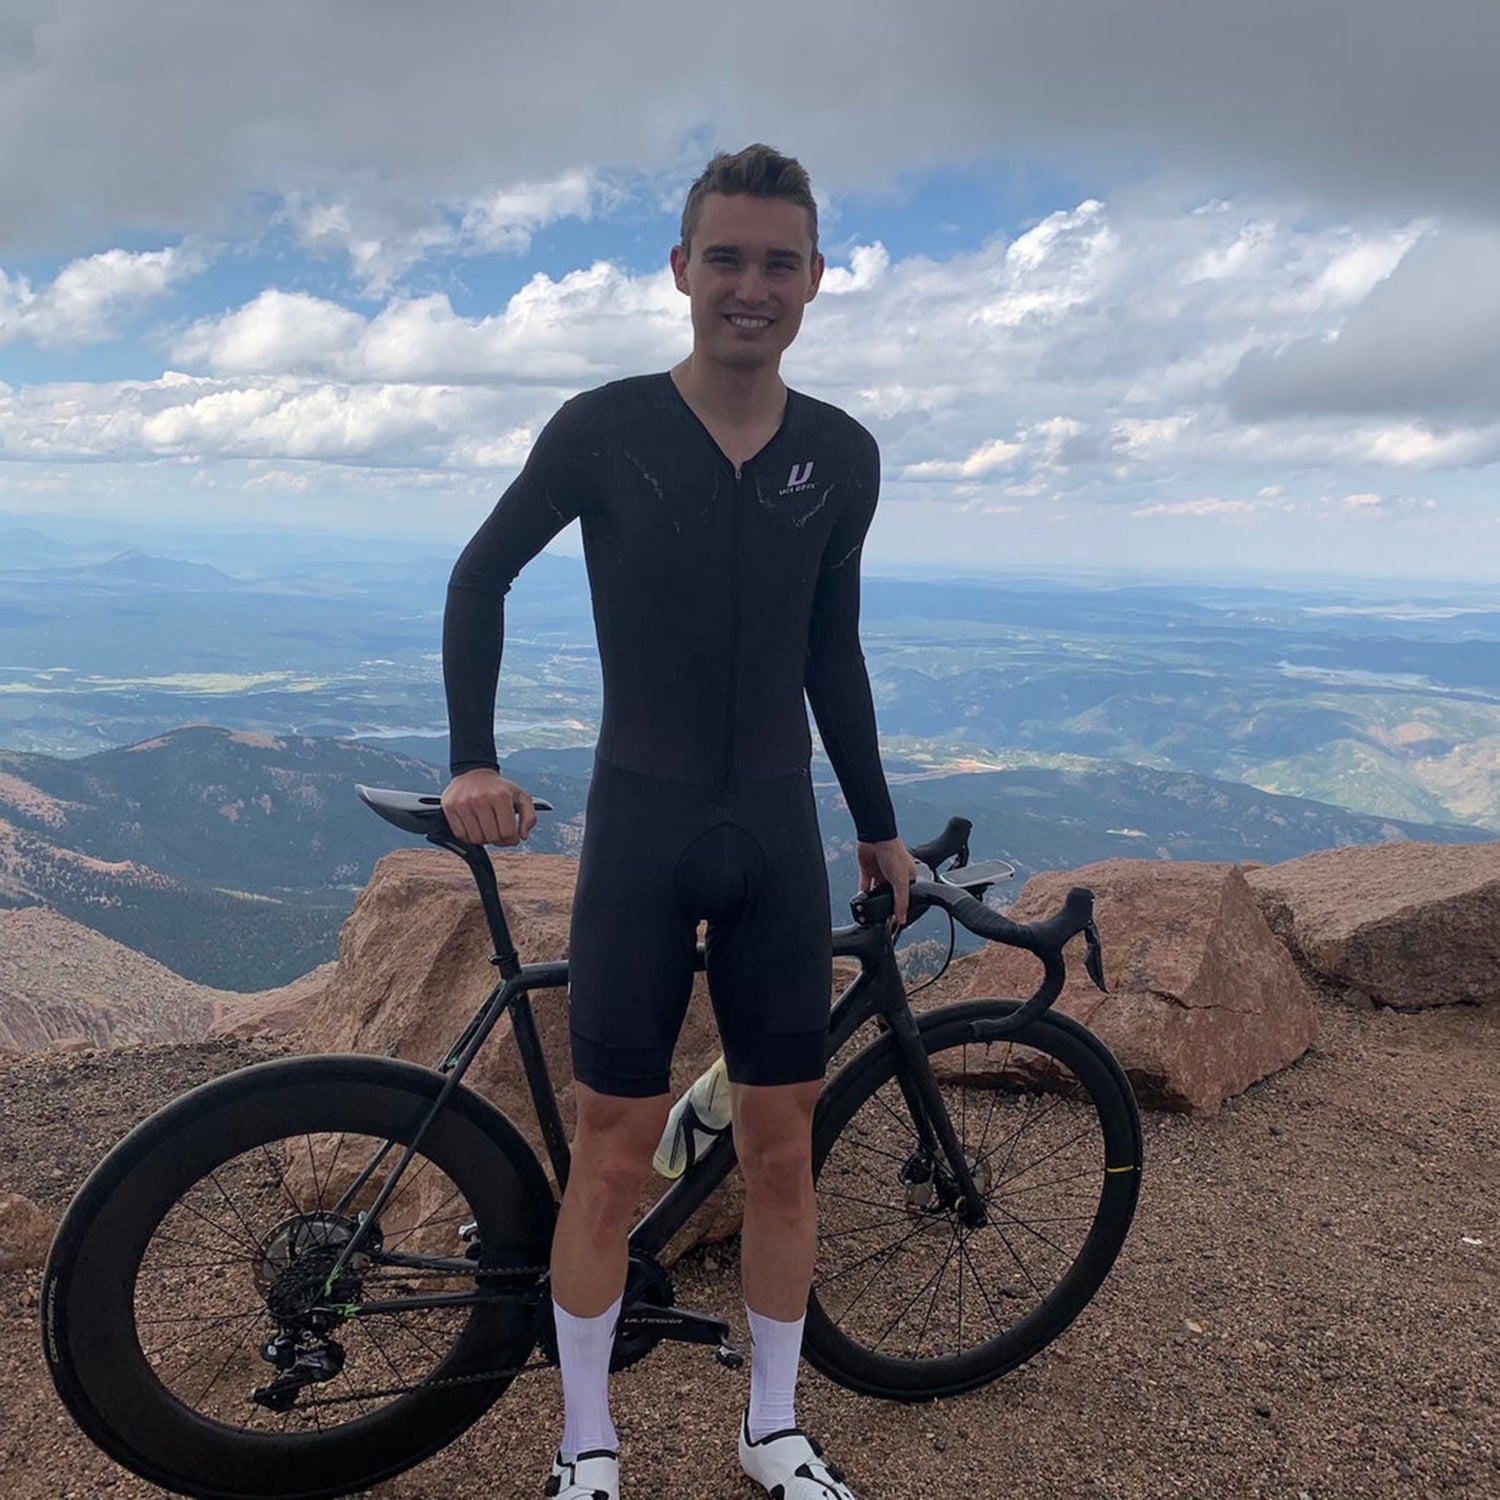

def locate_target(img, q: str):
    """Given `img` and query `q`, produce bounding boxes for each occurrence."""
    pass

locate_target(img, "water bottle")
[653,1055,732,1179]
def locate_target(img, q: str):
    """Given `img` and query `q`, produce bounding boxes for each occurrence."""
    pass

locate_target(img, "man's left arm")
[804,435,916,923]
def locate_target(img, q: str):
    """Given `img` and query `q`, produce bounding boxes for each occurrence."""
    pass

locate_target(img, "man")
[441,143,914,1500]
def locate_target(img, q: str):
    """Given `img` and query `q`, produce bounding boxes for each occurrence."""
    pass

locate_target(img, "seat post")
[427,834,523,979]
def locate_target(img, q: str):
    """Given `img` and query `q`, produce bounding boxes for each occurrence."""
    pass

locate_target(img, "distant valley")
[1,522,1496,990]
[1,724,1489,992]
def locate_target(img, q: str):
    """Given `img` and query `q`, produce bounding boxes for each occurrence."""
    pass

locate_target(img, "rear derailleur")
[252,1328,346,1411]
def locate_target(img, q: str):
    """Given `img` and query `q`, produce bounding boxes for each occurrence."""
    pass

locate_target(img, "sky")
[2,1,1498,582]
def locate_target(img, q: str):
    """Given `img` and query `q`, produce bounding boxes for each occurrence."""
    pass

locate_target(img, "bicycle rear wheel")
[806,999,1141,1400]
[43,1055,554,1500]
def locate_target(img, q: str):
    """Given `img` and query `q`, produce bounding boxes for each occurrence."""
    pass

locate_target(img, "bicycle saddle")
[356,784,554,837]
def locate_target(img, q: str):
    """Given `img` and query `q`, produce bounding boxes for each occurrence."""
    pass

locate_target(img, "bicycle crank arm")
[617,1303,734,1353]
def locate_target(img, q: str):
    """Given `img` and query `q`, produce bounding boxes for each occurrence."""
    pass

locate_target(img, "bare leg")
[732,1079,822,1319]
[549,1083,671,1468]
[733,1079,859,1490]
[550,1082,673,1315]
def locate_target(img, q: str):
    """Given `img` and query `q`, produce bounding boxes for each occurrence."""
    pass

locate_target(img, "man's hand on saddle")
[441,767,537,847]
[857,837,918,929]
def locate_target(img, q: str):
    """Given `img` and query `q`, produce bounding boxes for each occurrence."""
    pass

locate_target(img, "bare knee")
[563,1085,670,1231]
[732,1080,819,1209]
[567,1148,651,1229]
[738,1133,813,1210]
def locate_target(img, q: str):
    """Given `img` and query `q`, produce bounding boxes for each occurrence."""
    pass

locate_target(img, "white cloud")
[280,169,601,294]
[904,437,1024,481]
[0,371,533,469]
[820,243,889,295]
[448,428,539,471]
[1131,498,1258,519]
[460,171,598,253]
[174,290,366,375]
[1226,225,1500,423]
[6,189,1500,538]
[0,244,205,345]
[5,2,1500,260]
[244,467,312,491]
[174,264,686,383]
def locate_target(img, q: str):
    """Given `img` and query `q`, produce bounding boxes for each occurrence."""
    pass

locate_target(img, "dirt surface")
[2,998,1497,1499]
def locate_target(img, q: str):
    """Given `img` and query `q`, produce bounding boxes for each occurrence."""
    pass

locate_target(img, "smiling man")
[441,144,913,1500]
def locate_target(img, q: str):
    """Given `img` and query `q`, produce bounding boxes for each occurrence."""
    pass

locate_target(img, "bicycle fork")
[885,1006,989,1227]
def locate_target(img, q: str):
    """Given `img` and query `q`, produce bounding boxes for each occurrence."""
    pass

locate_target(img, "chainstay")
[278,1258,693,1410]
[285,1358,556,1409]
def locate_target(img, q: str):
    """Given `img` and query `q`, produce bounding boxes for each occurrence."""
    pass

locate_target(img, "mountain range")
[1,724,1490,992]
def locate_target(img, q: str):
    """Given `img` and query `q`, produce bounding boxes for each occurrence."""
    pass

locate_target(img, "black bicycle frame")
[324,843,990,1292]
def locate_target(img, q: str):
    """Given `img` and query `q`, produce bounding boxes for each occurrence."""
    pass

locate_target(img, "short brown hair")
[679,143,819,258]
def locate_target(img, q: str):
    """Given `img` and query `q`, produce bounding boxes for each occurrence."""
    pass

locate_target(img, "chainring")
[536,1250,675,1374]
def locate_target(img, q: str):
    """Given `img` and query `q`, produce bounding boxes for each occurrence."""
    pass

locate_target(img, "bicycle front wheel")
[806,1000,1141,1401]
[43,1055,555,1500]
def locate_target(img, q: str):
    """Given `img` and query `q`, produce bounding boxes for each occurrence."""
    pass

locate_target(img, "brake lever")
[1083,920,1107,993]
[850,884,896,926]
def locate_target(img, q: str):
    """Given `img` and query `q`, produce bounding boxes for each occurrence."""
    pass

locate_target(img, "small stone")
[0,1191,57,1272]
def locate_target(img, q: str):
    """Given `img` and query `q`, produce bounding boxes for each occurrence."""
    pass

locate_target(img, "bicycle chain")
[288,1260,552,1408]
[294,1358,555,1408]
[289,1256,687,1408]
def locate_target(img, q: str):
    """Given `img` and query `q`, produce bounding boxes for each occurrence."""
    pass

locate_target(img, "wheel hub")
[899,1151,991,1224]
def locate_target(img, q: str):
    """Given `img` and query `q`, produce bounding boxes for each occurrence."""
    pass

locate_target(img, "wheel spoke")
[810,1006,1137,1390]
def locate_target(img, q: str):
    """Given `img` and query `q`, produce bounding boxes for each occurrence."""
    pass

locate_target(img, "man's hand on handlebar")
[440,767,537,847]
[858,837,918,928]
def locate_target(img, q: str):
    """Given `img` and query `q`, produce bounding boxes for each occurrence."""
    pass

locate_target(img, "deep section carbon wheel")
[805,999,1141,1400]
[43,1055,554,1499]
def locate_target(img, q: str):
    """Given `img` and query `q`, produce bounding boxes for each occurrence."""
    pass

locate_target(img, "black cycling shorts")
[567,756,834,1097]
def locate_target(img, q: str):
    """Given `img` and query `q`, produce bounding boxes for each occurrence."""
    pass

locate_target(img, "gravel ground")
[2,997,1497,1499]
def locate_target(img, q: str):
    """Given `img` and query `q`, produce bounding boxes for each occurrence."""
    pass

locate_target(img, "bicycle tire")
[805,999,1141,1400]
[42,1055,555,1500]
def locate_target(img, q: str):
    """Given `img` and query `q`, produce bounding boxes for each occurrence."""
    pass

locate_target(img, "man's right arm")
[441,396,599,842]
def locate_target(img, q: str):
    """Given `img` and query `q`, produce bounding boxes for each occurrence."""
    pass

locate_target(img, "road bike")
[42,786,1143,1499]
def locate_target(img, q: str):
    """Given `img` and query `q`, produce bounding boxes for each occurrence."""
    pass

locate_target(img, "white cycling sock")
[746,1305,805,1442]
[555,1294,621,1462]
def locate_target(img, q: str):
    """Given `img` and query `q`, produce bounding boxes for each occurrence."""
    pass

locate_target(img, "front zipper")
[720,464,742,797]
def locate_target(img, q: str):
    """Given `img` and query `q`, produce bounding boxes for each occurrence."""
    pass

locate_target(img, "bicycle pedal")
[715,1342,744,1370]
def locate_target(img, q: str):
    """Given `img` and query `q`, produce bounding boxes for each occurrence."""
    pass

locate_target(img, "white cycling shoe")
[739,1411,860,1499]
[544,1448,619,1499]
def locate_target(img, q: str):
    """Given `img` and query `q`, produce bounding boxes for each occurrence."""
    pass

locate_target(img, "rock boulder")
[298,847,739,1257]
[0,1190,56,1272]
[0,906,332,1052]
[964,859,1317,1113]
[212,962,335,1039]
[1246,840,1500,1009]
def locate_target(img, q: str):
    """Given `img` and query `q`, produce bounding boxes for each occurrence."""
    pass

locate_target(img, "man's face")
[670,193,824,371]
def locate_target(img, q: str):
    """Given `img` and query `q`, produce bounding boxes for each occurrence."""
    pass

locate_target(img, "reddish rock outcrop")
[0,906,329,1052]
[211,962,335,1038]
[1247,840,1500,1009]
[0,1190,56,1272]
[964,860,1317,1113]
[297,847,739,1256]
[0,907,223,1051]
